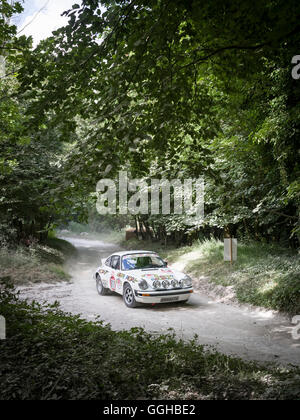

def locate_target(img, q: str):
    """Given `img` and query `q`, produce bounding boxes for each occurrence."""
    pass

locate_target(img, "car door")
[114,257,125,294]
[109,255,121,292]
[99,256,112,289]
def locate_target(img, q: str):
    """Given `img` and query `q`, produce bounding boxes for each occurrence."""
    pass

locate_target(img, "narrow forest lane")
[18,237,300,366]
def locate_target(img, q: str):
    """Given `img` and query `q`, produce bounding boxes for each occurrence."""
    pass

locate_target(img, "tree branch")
[179,23,300,69]
[0,45,24,51]
[268,209,298,220]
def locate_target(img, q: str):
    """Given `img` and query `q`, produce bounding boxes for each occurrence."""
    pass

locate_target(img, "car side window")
[111,256,120,270]
[105,257,111,267]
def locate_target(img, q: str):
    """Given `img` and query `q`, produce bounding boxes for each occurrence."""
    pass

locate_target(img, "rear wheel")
[96,275,109,296]
[123,283,138,308]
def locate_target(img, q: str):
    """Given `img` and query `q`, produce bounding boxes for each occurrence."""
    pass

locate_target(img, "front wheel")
[123,284,138,308]
[96,276,109,296]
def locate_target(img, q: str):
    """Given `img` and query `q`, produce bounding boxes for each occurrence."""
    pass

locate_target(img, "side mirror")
[163,260,168,267]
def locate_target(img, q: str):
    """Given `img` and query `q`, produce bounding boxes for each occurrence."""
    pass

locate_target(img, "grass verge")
[0,282,299,400]
[0,238,76,285]
[120,238,300,315]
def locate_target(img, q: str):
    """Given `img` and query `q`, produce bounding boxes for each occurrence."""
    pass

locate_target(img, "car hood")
[123,267,185,282]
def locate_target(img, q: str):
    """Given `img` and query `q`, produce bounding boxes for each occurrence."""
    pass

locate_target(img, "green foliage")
[14,0,299,247]
[0,1,29,64]
[2,1,300,246]
[0,284,299,400]
[0,2,78,244]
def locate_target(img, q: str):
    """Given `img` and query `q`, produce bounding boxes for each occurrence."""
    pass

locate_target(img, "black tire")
[96,275,109,296]
[123,283,138,308]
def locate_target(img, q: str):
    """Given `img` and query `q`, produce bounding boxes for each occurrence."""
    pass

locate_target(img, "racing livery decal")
[125,275,137,283]
[110,275,116,291]
[99,269,108,275]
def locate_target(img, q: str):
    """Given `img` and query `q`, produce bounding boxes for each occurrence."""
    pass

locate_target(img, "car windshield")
[122,253,165,270]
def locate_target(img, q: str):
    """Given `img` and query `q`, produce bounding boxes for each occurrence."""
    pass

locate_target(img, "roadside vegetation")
[0,237,76,286]
[0,283,299,400]
[121,238,300,315]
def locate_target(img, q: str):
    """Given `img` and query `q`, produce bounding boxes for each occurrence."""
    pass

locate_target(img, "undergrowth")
[0,238,76,285]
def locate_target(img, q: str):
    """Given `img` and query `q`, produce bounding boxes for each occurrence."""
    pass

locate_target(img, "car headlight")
[153,280,161,289]
[162,280,170,289]
[138,279,148,290]
[183,275,193,287]
[171,279,178,288]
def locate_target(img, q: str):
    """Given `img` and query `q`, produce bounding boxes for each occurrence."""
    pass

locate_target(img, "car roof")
[107,250,159,257]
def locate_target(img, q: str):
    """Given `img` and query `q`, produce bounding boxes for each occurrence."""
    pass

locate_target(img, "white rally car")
[94,250,193,308]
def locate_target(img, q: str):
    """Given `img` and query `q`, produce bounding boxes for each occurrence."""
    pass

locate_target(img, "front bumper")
[134,288,193,304]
